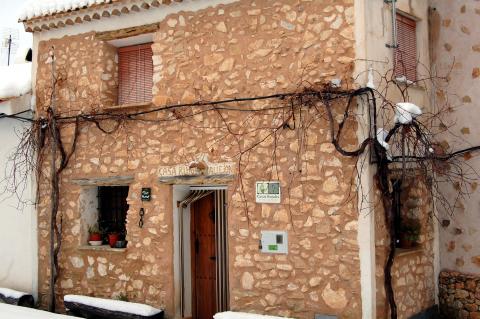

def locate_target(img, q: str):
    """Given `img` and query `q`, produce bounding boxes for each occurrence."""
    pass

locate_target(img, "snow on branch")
[394,102,422,124]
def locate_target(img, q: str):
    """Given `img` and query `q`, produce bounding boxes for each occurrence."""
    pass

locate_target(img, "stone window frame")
[117,43,154,106]
[95,26,157,110]
[74,176,133,252]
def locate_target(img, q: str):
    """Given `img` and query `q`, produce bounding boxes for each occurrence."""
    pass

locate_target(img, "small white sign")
[256,181,281,203]
[261,230,288,254]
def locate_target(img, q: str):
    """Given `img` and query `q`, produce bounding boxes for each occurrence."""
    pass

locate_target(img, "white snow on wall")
[19,0,112,21]
[0,288,27,299]
[64,295,163,316]
[0,303,76,318]
[0,118,36,297]
[14,48,31,65]
[0,63,32,100]
[376,128,390,150]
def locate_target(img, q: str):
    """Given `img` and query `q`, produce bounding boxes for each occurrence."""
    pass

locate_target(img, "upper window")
[118,43,153,105]
[394,14,417,82]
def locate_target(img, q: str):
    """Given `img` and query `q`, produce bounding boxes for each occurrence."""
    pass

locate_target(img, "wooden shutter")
[394,14,417,82]
[118,43,153,105]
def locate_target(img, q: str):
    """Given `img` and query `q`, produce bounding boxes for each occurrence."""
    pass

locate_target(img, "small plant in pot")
[108,232,120,248]
[88,224,103,245]
[399,218,421,248]
[114,231,128,249]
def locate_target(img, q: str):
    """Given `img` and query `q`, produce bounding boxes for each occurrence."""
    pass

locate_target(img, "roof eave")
[21,0,171,33]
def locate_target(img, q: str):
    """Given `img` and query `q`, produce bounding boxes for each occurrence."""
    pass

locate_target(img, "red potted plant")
[88,224,102,242]
[108,232,119,248]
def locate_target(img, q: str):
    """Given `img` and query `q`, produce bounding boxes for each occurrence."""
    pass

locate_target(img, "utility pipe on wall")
[385,0,398,48]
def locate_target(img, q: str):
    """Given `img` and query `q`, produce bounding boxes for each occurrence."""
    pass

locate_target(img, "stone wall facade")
[439,270,480,319]
[34,1,361,318]
[374,175,436,318]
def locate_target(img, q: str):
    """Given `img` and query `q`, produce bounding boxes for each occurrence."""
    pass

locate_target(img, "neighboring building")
[355,2,436,318]
[429,1,480,317]
[0,48,37,298]
[19,0,447,318]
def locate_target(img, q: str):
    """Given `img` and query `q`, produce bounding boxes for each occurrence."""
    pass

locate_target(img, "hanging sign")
[255,181,281,203]
[158,154,235,178]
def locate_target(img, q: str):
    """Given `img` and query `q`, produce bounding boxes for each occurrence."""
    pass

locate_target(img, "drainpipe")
[385,0,398,49]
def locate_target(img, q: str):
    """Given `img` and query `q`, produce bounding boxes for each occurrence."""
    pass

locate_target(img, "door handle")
[209,256,216,260]
[195,238,199,254]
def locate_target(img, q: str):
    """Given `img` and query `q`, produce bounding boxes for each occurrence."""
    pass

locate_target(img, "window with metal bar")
[98,186,129,236]
[118,43,153,105]
[394,14,417,82]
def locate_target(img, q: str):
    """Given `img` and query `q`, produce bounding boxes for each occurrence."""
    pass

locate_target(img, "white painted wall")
[79,186,98,245]
[354,0,433,316]
[354,3,376,318]
[0,117,37,298]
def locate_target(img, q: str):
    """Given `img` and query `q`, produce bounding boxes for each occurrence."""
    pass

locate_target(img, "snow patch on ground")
[0,288,27,299]
[19,0,111,21]
[64,295,163,316]
[214,311,294,319]
[0,303,77,318]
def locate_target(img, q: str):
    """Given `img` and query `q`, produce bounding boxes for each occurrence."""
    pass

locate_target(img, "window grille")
[98,186,129,235]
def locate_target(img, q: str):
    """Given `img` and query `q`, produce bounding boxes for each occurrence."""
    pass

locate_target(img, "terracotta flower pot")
[89,233,102,241]
[108,233,119,248]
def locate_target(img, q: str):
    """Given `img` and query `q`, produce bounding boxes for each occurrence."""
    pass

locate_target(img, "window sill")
[393,79,426,91]
[395,246,423,257]
[78,245,126,253]
[104,102,152,112]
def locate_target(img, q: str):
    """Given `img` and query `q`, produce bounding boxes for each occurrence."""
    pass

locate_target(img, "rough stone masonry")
[35,1,359,318]
[31,0,436,318]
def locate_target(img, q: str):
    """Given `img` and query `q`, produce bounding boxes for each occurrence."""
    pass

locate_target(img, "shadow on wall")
[409,305,440,319]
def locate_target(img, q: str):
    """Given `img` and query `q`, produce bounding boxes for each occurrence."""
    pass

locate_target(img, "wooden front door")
[191,193,216,319]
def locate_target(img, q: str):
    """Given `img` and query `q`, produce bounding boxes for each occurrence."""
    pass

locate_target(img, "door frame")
[174,186,229,319]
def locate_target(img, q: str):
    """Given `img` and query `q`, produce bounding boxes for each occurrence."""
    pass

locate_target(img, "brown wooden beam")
[95,22,159,42]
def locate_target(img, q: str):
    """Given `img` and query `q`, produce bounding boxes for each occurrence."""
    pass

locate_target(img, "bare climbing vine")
[2,49,479,319]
